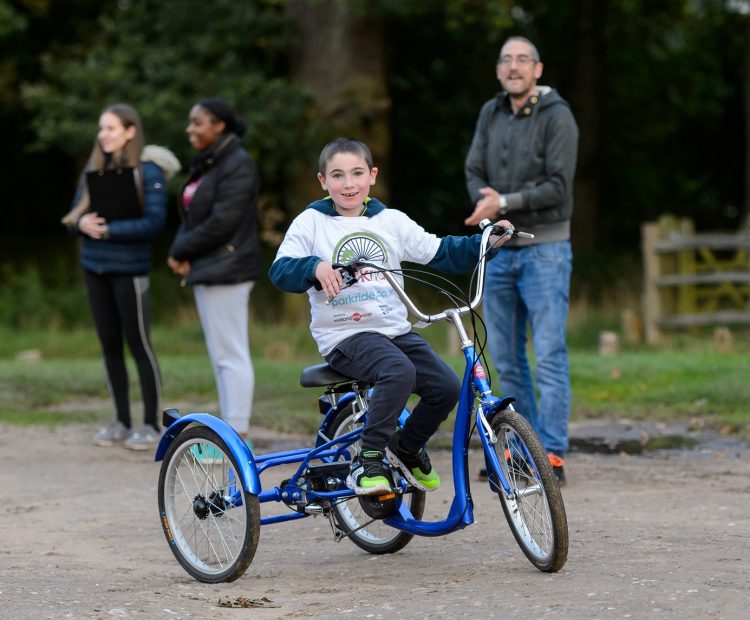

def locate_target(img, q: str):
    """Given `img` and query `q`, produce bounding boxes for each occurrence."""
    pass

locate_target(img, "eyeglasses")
[498,55,536,67]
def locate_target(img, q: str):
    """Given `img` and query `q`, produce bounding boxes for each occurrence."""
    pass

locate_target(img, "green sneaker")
[346,450,392,495]
[386,431,440,492]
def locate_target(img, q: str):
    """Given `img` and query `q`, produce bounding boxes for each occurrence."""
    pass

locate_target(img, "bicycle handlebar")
[320,219,533,322]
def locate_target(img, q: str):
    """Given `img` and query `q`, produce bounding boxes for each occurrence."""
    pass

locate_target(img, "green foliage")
[0,1,27,40]
[0,262,86,329]
[598,0,747,240]
[381,1,515,235]
[21,0,317,212]
[2,0,749,323]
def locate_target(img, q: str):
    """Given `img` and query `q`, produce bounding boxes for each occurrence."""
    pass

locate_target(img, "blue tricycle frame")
[155,222,568,583]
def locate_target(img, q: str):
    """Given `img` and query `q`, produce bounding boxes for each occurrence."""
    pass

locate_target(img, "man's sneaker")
[480,449,535,480]
[548,453,566,486]
[346,450,392,495]
[92,421,129,447]
[123,425,161,451]
[385,431,440,492]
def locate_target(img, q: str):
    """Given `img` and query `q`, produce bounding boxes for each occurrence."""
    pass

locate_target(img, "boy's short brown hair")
[318,137,373,175]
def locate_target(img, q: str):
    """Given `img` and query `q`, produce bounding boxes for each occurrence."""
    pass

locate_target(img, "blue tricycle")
[155,220,568,582]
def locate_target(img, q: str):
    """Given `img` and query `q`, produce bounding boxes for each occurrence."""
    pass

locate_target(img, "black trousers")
[325,331,460,453]
[84,271,161,429]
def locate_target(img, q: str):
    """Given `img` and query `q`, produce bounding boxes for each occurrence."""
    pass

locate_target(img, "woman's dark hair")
[198,98,247,137]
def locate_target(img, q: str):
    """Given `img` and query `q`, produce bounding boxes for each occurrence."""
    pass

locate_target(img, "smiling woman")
[61,103,181,451]
[167,98,262,448]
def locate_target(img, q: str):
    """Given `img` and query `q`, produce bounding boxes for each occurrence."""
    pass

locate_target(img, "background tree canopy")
[0,0,747,322]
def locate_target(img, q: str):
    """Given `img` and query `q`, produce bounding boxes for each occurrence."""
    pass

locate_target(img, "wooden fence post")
[641,221,662,344]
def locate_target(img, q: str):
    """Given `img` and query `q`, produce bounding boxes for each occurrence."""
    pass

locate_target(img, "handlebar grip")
[478,218,534,240]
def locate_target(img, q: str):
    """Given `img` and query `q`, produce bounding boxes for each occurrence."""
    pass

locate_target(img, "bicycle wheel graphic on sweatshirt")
[333,233,387,265]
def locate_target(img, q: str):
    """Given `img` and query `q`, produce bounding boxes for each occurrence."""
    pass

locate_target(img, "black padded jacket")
[169,134,263,285]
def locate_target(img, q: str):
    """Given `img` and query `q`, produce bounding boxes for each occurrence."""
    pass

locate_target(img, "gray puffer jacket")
[465,86,578,236]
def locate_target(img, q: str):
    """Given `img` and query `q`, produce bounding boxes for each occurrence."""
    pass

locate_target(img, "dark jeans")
[325,331,460,453]
[84,271,161,428]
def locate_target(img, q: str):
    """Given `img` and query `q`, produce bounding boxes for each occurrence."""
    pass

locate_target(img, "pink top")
[181,177,204,210]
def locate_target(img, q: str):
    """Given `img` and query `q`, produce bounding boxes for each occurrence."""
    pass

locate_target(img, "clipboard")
[86,167,140,221]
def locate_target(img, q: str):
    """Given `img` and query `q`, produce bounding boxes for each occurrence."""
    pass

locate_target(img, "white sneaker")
[92,421,129,447]
[123,425,161,451]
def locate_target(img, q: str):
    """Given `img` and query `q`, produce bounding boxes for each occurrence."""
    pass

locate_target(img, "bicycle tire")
[328,403,425,554]
[487,409,568,572]
[158,426,260,583]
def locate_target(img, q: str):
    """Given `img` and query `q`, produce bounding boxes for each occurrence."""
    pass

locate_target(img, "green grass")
[572,350,750,431]
[2,323,748,442]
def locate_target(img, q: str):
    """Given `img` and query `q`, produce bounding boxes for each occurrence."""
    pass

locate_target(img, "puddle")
[568,419,749,458]
[570,434,699,455]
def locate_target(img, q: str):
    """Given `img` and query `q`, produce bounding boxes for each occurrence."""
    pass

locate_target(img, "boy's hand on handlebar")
[315,261,344,299]
[489,219,514,248]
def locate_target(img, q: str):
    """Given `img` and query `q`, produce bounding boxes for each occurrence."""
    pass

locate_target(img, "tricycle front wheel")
[488,409,568,572]
[158,426,260,583]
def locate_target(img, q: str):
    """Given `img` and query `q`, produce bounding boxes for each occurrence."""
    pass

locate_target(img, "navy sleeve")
[426,234,484,273]
[269,256,322,293]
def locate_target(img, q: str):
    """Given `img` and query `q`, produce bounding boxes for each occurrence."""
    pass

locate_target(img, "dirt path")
[2,422,749,619]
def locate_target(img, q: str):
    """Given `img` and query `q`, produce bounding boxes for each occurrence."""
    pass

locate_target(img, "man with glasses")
[464,36,578,486]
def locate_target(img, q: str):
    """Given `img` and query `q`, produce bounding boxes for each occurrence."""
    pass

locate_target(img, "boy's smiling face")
[318,152,378,216]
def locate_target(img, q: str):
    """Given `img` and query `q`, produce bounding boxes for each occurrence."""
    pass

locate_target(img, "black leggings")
[84,271,161,429]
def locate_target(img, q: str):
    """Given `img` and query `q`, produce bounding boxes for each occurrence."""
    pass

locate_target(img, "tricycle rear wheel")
[158,426,260,582]
[328,404,425,554]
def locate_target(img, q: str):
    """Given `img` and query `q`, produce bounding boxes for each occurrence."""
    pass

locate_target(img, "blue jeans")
[483,241,572,455]
[325,331,460,453]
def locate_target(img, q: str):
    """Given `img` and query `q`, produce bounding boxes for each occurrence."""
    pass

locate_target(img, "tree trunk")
[281,1,390,323]
[569,0,603,252]
[285,0,391,211]
[743,13,750,231]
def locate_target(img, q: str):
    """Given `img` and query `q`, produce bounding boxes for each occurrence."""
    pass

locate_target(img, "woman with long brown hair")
[64,103,180,450]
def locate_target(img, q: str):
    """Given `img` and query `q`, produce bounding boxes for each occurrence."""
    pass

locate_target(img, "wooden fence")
[641,215,750,344]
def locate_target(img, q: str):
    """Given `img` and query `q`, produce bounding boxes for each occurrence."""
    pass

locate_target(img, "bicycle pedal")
[358,492,398,520]
[303,503,325,515]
